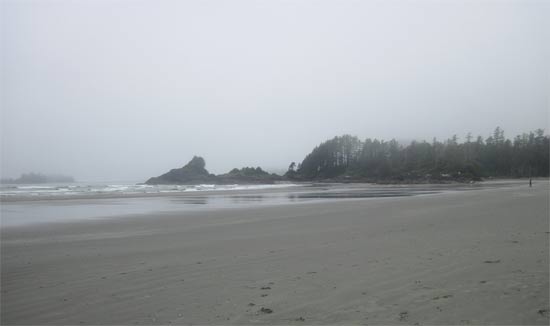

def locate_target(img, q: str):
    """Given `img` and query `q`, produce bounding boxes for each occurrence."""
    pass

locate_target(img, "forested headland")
[146,127,548,185]
[285,127,549,183]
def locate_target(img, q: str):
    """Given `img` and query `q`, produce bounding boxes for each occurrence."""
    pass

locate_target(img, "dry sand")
[1,182,549,325]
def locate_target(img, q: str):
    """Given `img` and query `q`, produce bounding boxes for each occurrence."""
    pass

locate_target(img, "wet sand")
[1,182,549,324]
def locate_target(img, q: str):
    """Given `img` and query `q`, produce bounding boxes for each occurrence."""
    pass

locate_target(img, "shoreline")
[1,178,541,203]
[2,181,548,324]
[0,181,534,228]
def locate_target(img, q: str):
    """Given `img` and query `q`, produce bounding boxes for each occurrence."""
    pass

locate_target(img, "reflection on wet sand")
[229,195,265,204]
[1,181,523,227]
[289,190,436,199]
[171,197,209,205]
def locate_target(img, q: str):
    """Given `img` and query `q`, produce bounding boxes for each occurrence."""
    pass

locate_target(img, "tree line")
[286,127,549,182]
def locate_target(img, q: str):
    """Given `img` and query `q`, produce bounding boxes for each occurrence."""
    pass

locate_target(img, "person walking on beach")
[529,177,532,187]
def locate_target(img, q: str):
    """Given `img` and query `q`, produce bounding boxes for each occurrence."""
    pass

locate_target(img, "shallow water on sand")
[0,181,525,227]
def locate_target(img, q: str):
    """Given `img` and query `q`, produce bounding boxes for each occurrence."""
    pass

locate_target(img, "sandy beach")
[1,182,548,325]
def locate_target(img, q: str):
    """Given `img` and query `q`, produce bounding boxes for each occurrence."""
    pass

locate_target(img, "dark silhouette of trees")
[287,128,549,181]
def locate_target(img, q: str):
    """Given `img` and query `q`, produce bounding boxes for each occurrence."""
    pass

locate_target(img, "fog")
[1,0,548,182]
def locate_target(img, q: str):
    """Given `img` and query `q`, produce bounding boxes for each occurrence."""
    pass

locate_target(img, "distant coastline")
[1,173,74,184]
[145,128,549,185]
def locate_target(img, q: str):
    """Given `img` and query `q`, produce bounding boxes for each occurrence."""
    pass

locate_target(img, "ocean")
[0,182,297,199]
[0,180,521,227]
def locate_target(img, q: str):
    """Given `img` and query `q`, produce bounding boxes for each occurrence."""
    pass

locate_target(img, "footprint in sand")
[432,294,453,300]
[483,259,501,264]
[259,307,273,314]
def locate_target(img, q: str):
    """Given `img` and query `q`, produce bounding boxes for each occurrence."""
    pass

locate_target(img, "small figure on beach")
[529,178,532,187]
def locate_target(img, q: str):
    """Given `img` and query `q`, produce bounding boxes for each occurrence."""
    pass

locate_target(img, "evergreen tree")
[289,128,549,181]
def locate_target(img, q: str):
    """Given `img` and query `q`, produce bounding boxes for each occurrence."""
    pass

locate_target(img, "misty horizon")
[2,0,549,182]
[2,127,547,183]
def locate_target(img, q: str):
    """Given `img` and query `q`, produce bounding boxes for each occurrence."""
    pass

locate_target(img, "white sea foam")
[0,182,298,198]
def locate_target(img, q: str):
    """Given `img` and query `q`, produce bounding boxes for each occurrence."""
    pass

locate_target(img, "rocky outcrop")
[145,156,283,185]
[145,156,217,185]
[217,167,283,184]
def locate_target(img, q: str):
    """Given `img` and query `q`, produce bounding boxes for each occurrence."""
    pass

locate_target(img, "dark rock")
[217,166,283,184]
[145,156,283,185]
[145,156,217,185]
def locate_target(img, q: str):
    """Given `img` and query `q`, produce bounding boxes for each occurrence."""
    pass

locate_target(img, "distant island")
[1,173,75,184]
[145,156,282,185]
[146,127,549,185]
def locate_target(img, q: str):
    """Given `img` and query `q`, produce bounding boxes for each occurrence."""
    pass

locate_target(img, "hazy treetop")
[1,0,548,181]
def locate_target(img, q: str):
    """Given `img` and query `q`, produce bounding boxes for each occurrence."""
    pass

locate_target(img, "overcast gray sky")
[1,0,549,181]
